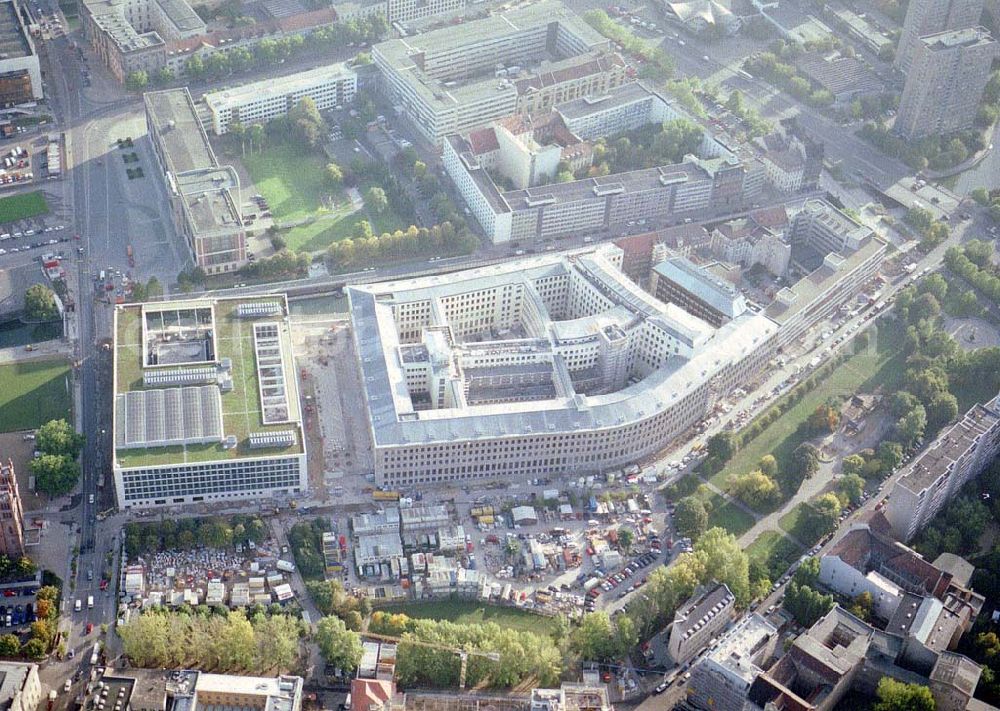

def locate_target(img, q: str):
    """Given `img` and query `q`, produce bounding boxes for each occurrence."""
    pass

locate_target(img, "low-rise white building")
[203,64,357,135]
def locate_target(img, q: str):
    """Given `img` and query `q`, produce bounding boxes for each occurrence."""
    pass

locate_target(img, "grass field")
[0,191,48,224]
[709,321,905,492]
[0,359,71,431]
[387,600,559,635]
[705,493,756,537]
[779,501,829,548]
[242,143,407,253]
[747,531,803,580]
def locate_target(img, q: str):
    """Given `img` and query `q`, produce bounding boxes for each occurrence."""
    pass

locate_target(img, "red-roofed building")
[351,679,396,711]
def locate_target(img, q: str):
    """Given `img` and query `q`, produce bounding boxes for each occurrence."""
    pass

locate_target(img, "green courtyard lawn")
[747,530,804,581]
[241,143,407,253]
[0,358,71,431]
[709,320,906,492]
[778,501,830,548]
[386,600,559,636]
[664,473,756,537]
[0,191,48,224]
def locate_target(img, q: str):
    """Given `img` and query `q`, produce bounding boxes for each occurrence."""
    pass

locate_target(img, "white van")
[74,599,81,612]
[86,595,94,609]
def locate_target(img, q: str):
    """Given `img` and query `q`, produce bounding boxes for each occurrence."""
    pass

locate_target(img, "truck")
[276,560,295,573]
[373,490,400,502]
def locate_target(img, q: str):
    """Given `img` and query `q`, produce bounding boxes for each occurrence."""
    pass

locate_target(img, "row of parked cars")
[584,548,662,612]
[0,602,34,627]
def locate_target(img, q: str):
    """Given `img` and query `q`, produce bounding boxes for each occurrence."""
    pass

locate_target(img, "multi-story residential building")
[111,296,307,508]
[710,217,791,277]
[0,663,39,711]
[895,0,984,72]
[555,81,679,140]
[92,669,303,711]
[666,583,735,665]
[819,521,983,649]
[0,0,42,104]
[651,255,748,327]
[886,392,1000,542]
[0,460,24,557]
[750,606,983,711]
[203,64,357,135]
[386,0,462,24]
[687,613,778,711]
[144,89,246,273]
[758,132,808,194]
[373,1,622,145]
[788,198,874,257]
[765,203,886,350]
[895,27,997,139]
[445,135,748,244]
[348,244,780,487]
[82,0,342,84]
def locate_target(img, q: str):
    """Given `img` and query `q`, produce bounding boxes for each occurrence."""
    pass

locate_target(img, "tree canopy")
[23,284,58,322]
[315,615,363,673]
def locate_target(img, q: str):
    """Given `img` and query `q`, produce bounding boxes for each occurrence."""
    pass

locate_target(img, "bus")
[373,490,400,502]
[90,643,100,665]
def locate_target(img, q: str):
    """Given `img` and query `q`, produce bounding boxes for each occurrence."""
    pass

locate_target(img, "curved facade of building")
[348,244,778,486]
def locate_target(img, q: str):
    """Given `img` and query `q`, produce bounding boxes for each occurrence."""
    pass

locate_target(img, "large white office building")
[112,296,307,508]
[887,393,1000,542]
[373,0,624,145]
[349,244,779,487]
[203,64,357,135]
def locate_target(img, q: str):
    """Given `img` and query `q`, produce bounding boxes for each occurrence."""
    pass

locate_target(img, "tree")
[146,277,163,300]
[973,187,992,206]
[789,443,820,482]
[155,67,174,85]
[926,391,959,431]
[674,496,708,540]
[571,612,618,662]
[838,473,866,506]
[783,581,833,627]
[315,616,363,673]
[707,431,737,462]
[365,187,388,214]
[758,454,778,478]
[848,591,873,622]
[125,70,149,91]
[693,527,751,603]
[353,220,374,241]
[287,97,326,148]
[806,403,840,435]
[30,454,78,497]
[0,634,18,657]
[842,454,866,477]
[793,556,820,587]
[728,470,782,509]
[325,163,344,188]
[36,419,83,458]
[874,678,935,711]
[20,638,45,660]
[896,404,927,448]
[617,527,634,553]
[24,284,58,321]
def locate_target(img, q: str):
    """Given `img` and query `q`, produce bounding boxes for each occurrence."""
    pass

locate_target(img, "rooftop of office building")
[348,244,779,447]
[145,89,217,175]
[0,1,31,59]
[112,296,304,469]
[653,255,748,320]
[919,25,996,52]
[203,63,356,112]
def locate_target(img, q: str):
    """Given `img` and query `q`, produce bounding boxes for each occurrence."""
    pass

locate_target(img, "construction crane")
[364,632,501,689]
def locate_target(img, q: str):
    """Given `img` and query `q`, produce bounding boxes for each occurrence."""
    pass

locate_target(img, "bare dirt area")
[943,316,1000,350]
[0,431,54,512]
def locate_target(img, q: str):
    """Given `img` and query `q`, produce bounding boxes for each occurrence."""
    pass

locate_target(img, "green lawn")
[0,191,48,224]
[0,359,71,431]
[778,501,829,548]
[710,321,905,491]
[387,600,559,636]
[747,531,804,580]
[242,143,407,253]
[663,472,756,536]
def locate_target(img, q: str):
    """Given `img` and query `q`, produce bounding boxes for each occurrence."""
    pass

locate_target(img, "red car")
[85,623,93,634]
[99,580,108,591]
